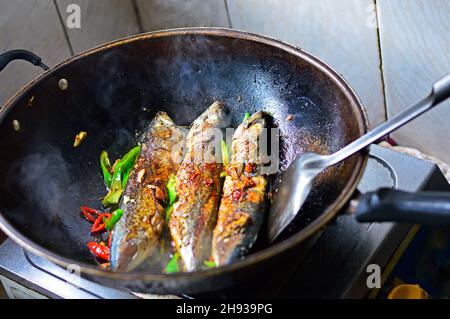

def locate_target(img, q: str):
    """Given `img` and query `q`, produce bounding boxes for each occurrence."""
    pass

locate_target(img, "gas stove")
[1,144,449,299]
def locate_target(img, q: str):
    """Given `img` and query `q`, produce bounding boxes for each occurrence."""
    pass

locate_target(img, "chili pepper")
[165,252,180,274]
[87,242,110,261]
[243,112,251,122]
[105,209,123,231]
[81,206,102,216]
[80,206,102,223]
[102,177,124,207]
[100,151,113,188]
[102,145,141,207]
[102,163,124,207]
[166,174,177,205]
[203,259,217,269]
[119,145,142,188]
[80,207,96,223]
[91,213,111,234]
[165,203,174,224]
[112,159,120,171]
[221,140,229,167]
[81,212,96,223]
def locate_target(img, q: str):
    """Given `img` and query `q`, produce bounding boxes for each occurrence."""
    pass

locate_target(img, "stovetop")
[1,144,449,299]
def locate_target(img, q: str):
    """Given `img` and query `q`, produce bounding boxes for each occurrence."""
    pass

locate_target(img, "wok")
[0,28,445,295]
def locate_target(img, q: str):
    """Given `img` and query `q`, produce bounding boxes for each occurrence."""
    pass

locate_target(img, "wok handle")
[0,50,49,72]
[353,188,450,225]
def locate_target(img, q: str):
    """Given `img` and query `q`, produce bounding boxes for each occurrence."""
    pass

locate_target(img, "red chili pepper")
[80,206,102,223]
[81,211,96,223]
[91,213,111,234]
[87,242,110,261]
[81,206,102,216]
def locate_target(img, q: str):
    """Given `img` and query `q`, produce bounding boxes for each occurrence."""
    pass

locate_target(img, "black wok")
[0,28,406,295]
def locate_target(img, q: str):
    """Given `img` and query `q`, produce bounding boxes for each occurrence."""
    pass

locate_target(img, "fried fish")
[212,111,268,265]
[110,112,185,272]
[169,101,226,272]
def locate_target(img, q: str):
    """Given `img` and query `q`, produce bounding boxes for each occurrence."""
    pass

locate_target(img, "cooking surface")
[1,144,448,298]
[0,31,367,292]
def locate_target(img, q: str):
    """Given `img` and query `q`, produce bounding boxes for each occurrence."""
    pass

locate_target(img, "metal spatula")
[268,73,450,243]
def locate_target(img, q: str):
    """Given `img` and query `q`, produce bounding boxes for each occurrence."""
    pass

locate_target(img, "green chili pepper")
[105,209,123,231]
[165,252,180,274]
[100,151,113,188]
[165,203,174,224]
[164,174,177,223]
[203,260,217,268]
[102,171,124,207]
[243,112,251,122]
[119,145,141,189]
[221,140,229,167]
[102,145,141,207]
[167,174,177,205]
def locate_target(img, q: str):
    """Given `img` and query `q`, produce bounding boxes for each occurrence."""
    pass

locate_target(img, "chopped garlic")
[12,120,20,132]
[74,131,87,148]
[137,169,146,183]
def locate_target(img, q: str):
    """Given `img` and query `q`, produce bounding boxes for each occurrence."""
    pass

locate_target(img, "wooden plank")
[56,0,141,53]
[0,0,71,108]
[227,0,386,127]
[378,0,450,163]
[135,0,230,31]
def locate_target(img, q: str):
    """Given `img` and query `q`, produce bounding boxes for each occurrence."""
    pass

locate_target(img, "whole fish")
[212,111,268,266]
[169,101,226,272]
[111,112,185,272]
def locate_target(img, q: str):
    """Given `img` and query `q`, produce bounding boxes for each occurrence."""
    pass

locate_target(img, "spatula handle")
[327,73,450,166]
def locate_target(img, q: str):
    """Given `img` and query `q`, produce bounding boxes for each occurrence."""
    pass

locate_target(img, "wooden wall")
[56,0,141,54]
[135,0,230,30]
[0,0,71,109]
[377,0,450,163]
[0,0,449,163]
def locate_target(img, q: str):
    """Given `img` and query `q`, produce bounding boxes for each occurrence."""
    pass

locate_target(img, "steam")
[10,145,79,219]
[150,35,237,126]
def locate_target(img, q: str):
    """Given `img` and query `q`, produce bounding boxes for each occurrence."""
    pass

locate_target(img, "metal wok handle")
[352,188,450,226]
[0,50,49,72]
